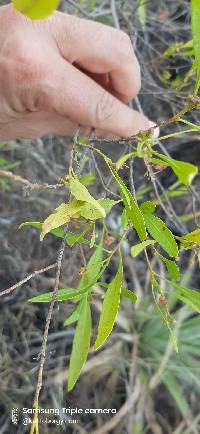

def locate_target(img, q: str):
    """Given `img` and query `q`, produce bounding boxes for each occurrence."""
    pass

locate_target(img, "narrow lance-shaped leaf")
[78,238,103,290]
[137,0,147,30]
[131,240,156,257]
[64,302,83,327]
[142,213,178,257]
[68,297,91,391]
[160,276,200,312]
[152,151,198,185]
[121,287,137,303]
[106,161,146,241]
[191,0,200,95]
[94,254,123,350]
[12,0,60,19]
[69,177,106,218]
[19,221,65,238]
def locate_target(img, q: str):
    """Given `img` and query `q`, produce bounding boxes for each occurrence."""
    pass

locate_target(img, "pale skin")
[0,4,155,141]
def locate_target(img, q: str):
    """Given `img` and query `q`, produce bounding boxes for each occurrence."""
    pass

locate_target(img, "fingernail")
[149,121,160,139]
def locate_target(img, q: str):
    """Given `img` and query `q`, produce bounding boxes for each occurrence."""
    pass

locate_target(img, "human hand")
[0,4,154,141]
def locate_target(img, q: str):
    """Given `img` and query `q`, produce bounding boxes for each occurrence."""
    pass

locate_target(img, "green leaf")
[65,230,89,247]
[68,297,91,391]
[80,198,120,220]
[94,255,123,350]
[140,201,157,215]
[70,177,106,218]
[106,162,146,241]
[12,0,60,19]
[152,151,198,185]
[64,302,82,326]
[121,208,129,229]
[171,291,200,313]
[137,0,147,30]
[115,152,135,170]
[78,238,103,290]
[191,0,200,94]
[143,213,178,257]
[40,200,83,240]
[28,285,89,303]
[131,240,156,257]
[19,221,65,238]
[121,287,137,303]
[78,173,96,187]
[161,276,200,312]
[162,258,180,281]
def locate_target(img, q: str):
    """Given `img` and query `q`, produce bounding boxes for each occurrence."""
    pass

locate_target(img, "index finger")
[50,13,141,103]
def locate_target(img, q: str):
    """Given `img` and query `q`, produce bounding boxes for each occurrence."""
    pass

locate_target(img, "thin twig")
[0,170,65,191]
[0,263,56,298]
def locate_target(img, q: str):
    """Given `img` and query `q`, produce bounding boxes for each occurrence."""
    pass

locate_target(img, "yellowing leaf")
[70,177,106,218]
[40,200,83,240]
[68,297,91,391]
[12,0,60,19]
[143,213,178,257]
[191,0,200,94]
[19,221,65,238]
[94,255,123,350]
[180,228,200,244]
[131,240,156,257]
[152,151,198,185]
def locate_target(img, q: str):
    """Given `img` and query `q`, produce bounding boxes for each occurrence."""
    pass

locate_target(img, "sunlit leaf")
[70,177,106,218]
[68,297,91,391]
[143,213,178,257]
[19,221,65,238]
[180,228,200,244]
[12,0,60,19]
[131,239,156,257]
[152,151,198,185]
[40,200,83,240]
[94,255,123,350]
[115,152,135,170]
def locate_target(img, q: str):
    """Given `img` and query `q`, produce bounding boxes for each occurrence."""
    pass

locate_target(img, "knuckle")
[95,91,116,124]
[117,30,133,56]
[2,35,45,84]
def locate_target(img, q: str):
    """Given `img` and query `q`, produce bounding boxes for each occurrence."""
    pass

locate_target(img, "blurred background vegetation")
[0,1,199,433]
